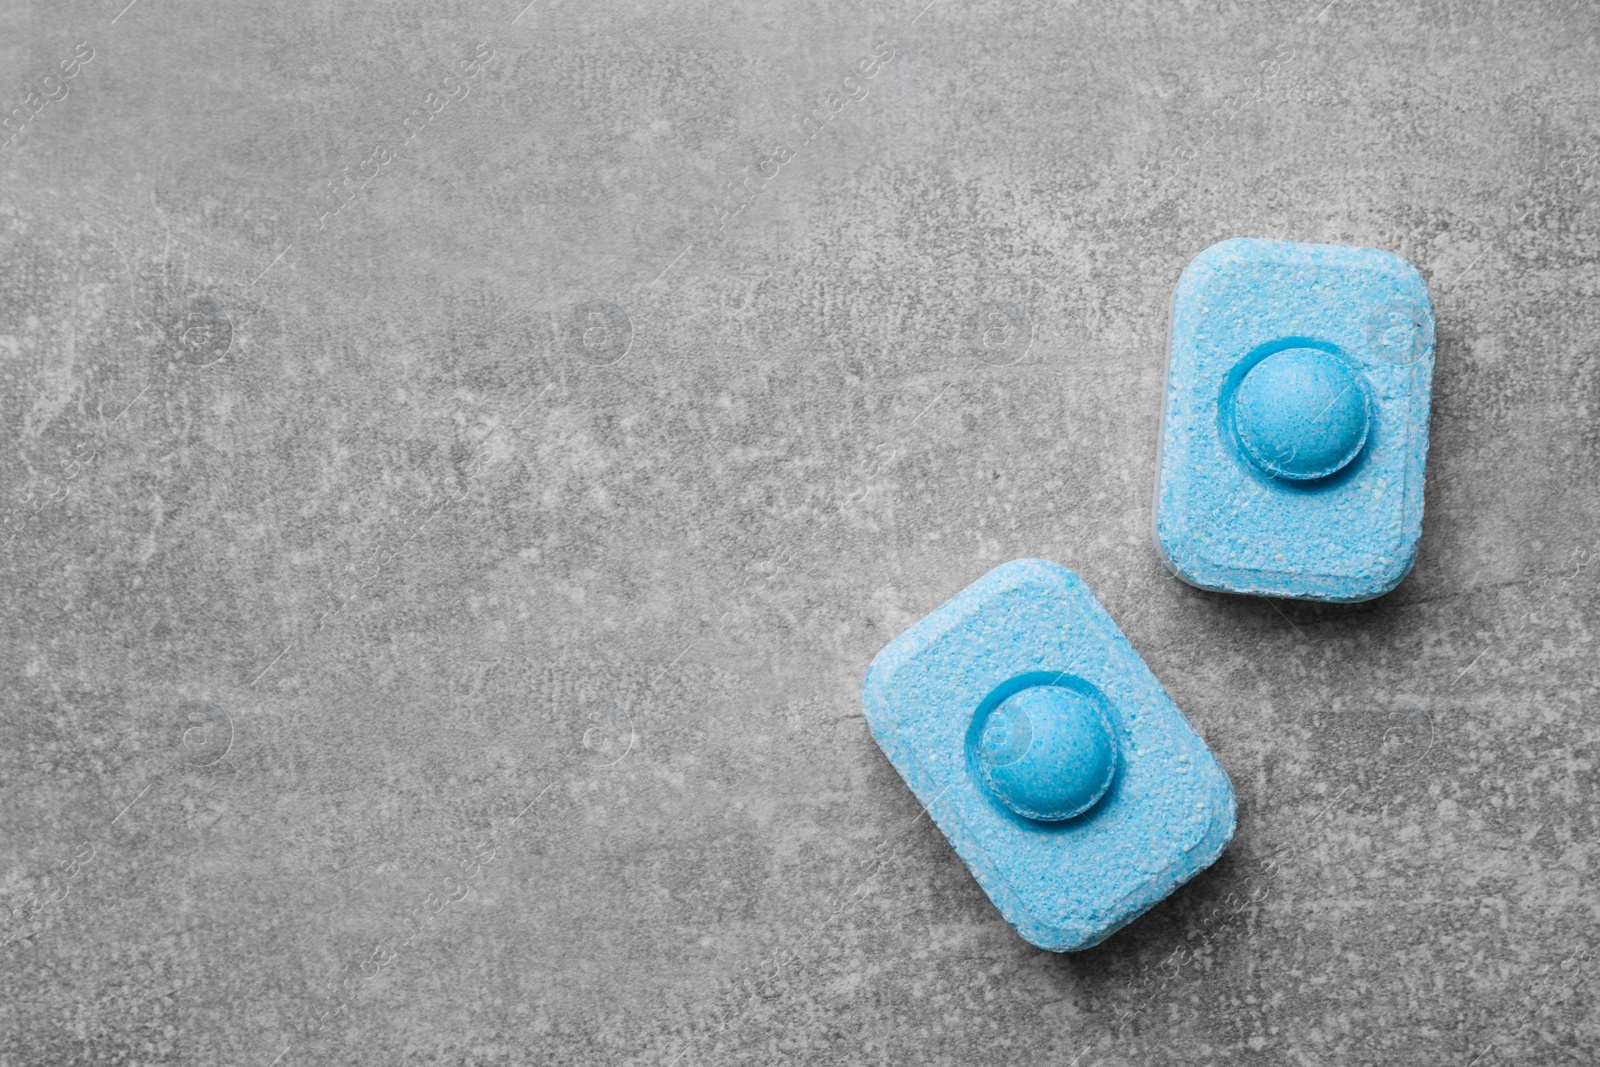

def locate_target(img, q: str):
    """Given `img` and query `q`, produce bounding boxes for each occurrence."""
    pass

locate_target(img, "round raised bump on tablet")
[1232,347,1371,482]
[974,686,1118,822]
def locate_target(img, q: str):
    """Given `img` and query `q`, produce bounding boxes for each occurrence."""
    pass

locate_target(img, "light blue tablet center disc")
[974,686,1118,822]
[1232,346,1372,482]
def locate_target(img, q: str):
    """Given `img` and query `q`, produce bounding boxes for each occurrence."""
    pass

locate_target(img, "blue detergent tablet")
[861,559,1236,952]
[1154,237,1437,602]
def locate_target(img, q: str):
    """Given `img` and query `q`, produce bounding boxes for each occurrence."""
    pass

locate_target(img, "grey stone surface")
[1,0,1596,1063]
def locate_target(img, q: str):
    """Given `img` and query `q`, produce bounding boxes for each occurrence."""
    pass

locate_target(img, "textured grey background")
[2,0,1597,1063]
